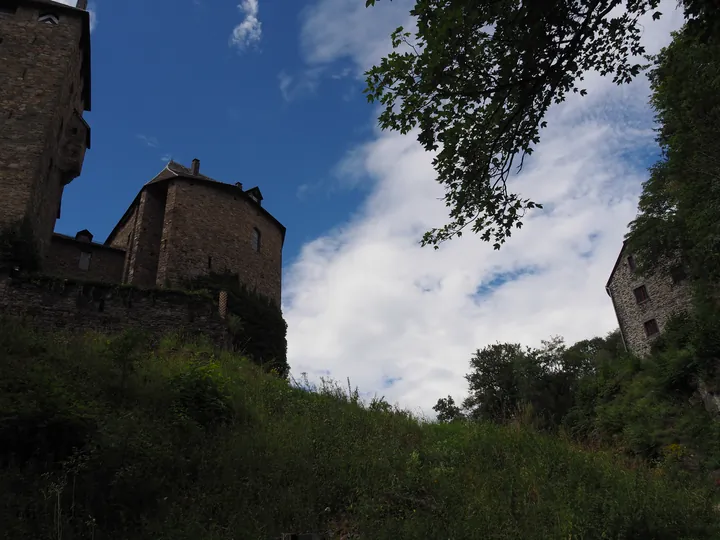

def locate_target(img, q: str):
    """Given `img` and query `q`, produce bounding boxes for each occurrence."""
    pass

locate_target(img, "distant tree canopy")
[448,332,624,430]
[364,0,720,250]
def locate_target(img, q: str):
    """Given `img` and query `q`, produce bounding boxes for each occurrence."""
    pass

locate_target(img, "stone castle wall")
[158,180,283,304]
[0,273,229,347]
[608,246,693,356]
[45,234,126,283]
[0,2,89,259]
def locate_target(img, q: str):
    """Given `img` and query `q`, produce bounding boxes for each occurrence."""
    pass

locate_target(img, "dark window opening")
[71,127,78,135]
[633,285,649,303]
[671,264,687,284]
[644,319,660,337]
[79,251,91,271]
[252,227,261,252]
[98,298,105,312]
[627,255,636,272]
[208,256,212,270]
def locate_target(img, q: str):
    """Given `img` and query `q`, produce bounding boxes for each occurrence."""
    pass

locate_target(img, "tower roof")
[104,161,286,247]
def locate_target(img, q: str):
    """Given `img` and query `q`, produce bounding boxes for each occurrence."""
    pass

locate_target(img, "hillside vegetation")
[1,318,719,540]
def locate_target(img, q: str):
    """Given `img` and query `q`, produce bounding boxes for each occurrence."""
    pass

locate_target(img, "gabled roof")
[606,240,628,289]
[104,163,286,247]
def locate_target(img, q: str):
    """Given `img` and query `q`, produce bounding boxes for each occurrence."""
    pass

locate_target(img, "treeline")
[435,20,720,482]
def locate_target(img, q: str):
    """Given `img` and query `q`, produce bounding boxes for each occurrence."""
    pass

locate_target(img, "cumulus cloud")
[230,0,262,52]
[283,0,685,417]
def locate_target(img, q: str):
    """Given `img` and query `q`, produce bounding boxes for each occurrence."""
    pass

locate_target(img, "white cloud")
[230,0,262,52]
[277,68,324,102]
[283,0,685,418]
[136,134,159,148]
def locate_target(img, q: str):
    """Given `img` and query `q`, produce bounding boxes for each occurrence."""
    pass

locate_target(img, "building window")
[670,264,687,284]
[208,256,213,270]
[79,251,91,271]
[627,255,636,272]
[644,319,660,337]
[38,13,60,25]
[252,227,261,252]
[633,285,649,303]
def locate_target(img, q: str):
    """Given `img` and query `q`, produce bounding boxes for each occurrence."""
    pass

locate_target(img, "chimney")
[235,182,243,190]
[76,0,88,10]
[75,229,93,242]
[190,158,200,176]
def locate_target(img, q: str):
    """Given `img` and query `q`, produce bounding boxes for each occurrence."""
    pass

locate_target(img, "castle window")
[38,13,60,25]
[208,256,213,270]
[633,285,649,304]
[671,264,687,284]
[644,319,660,337]
[79,251,91,271]
[252,227,261,252]
[627,255,636,272]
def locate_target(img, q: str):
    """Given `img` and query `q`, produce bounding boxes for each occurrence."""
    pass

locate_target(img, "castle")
[0,0,285,305]
[606,241,692,356]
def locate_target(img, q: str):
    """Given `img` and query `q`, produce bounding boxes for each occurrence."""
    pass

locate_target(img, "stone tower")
[0,0,92,263]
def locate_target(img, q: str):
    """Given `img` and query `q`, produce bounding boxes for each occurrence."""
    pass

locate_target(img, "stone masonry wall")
[608,246,693,356]
[107,206,137,284]
[46,235,125,283]
[127,185,167,288]
[0,3,88,259]
[157,180,283,304]
[0,273,229,347]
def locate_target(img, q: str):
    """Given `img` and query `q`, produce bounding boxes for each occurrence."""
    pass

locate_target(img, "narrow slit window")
[627,255,636,272]
[644,319,660,337]
[79,251,91,271]
[208,255,213,270]
[252,227,261,252]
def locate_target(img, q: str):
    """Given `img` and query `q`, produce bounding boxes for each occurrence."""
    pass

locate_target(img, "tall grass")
[0,318,717,539]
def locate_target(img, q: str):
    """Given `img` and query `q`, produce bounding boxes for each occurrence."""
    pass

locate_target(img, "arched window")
[252,227,261,252]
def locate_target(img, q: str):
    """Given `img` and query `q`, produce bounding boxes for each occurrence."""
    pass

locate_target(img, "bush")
[0,319,718,539]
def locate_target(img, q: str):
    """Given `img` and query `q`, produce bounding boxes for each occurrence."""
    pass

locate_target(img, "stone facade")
[46,232,126,283]
[606,242,693,356]
[0,0,285,369]
[0,272,228,346]
[0,0,91,259]
[104,161,285,305]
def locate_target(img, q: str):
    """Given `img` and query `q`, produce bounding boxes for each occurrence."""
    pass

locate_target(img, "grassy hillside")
[1,318,718,540]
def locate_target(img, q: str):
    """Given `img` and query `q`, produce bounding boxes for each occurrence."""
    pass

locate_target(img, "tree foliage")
[626,25,720,284]
[365,0,719,249]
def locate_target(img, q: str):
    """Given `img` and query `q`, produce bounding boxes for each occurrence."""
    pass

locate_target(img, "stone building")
[0,0,285,305]
[103,159,285,304]
[0,0,92,260]
[606,241,692,356]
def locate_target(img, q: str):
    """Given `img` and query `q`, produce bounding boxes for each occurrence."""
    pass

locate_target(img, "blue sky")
[55,0,684,416]
[57,0,371,256]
